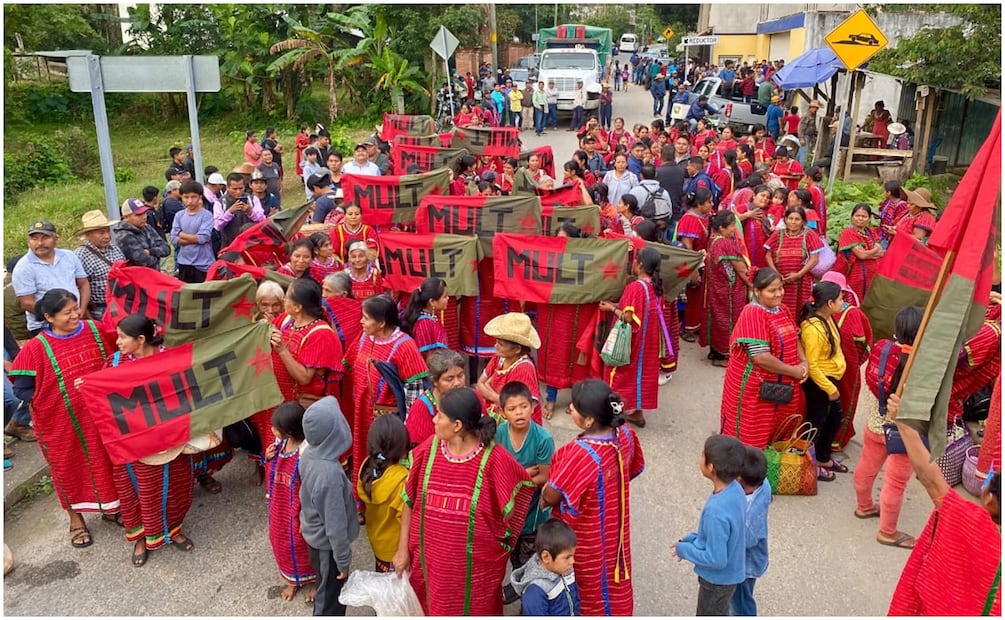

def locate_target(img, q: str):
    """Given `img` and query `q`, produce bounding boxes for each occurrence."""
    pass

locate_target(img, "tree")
[867,4,1000,98]
[3,4,106,52]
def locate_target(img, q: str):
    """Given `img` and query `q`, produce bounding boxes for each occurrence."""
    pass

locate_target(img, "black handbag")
[876,341,930,455]
[758,322,793,405]
[760,381,794,404]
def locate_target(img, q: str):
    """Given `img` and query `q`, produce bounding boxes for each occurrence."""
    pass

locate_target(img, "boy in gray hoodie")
[299,397,359,616]
[510,518,581,616]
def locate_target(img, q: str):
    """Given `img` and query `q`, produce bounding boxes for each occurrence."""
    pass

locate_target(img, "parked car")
[687,76,767,133]
[506,67,531,90]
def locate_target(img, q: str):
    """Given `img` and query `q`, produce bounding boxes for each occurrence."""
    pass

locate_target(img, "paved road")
[3,86,950,616]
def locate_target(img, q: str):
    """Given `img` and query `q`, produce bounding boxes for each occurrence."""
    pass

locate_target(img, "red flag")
[537,185,586,206]
[219,201,312,268]
[342,168,450,227]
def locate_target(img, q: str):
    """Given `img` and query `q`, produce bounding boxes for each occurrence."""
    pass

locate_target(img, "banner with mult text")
[393,144,470,173]
[414,194,542,256]
[540,204,601,236]
[378,232,481,297]
[450,125,521,158]
[342,168,450,227]
[491,233,630,304]
[381,113,436,142]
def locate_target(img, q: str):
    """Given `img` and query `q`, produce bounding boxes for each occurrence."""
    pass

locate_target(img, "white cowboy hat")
[887,122,907,136]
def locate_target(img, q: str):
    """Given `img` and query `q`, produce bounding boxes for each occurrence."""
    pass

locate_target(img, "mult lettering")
[506,247,590,285]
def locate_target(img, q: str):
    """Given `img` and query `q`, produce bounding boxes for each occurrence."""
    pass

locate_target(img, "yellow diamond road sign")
[825,8,888,70]
[662,27,674,41]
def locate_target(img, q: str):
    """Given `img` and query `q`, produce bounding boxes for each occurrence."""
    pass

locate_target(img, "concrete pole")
[489,3,498,71]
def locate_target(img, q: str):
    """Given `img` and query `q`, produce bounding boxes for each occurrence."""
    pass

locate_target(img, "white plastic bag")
[338,569,424,616]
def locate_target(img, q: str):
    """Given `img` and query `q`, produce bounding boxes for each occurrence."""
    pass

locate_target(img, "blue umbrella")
[772,47,847,89]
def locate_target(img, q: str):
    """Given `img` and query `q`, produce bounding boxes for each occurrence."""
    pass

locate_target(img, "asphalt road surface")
[3,86,952,616]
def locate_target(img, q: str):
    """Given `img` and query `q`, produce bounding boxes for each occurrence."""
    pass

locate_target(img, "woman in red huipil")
[475,312,544,424]
[542,379,645,616]
[802,165,829,236]
[107,314,196,567]
[835,204,884,303]
[277,238,319,283]
[702,211,751,365]
[674,188,713,342]
[764,206,823,318]
[344,241,387,300]
[308,232,341,284]
[690,118,716,156]
[731,183,773,271]
[343,295,428,493]
[9,289,120,549]
[392,387,533,616]
[947,302,1001,424]
[720,268,808,449]
[886,188,938,245]
[820,272,873,450]
[264,402,317,603]
[599,247,665,428]
[400,277,449,358]
[330,204,379,264]
[294,125,310,177]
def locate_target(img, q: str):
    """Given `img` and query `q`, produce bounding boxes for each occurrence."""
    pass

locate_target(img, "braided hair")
[637,246,664,298]
[359,414,409,497]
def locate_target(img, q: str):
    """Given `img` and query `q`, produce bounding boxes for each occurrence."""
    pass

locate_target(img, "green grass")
[4,116,372,259]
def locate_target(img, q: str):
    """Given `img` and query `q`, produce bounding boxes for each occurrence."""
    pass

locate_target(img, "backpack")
[685,171,722,208]
[640,185,672,221]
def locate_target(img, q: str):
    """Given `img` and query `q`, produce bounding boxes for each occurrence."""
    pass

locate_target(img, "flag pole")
[894,248,957,396]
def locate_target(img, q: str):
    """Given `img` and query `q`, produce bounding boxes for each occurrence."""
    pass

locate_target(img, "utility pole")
[489,3,498,70]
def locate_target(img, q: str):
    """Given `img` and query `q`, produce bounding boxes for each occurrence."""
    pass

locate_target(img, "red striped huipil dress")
[535,303,597,390]
[547,428,645,616]
[720,303,805,449]
[9,321,119,515]
[330,223,379,263]
[266,440,316,586]
[346,265,387,300]
[675,210,710,333]
[403,437,534,616]
[106,347,195,550]
[608,279,662,411]
[832,303,873,449]
[480,355,543,424]
[410,312,448,357]
[835,226,881,303]
[764,228,824,318]
[702,234,749,355]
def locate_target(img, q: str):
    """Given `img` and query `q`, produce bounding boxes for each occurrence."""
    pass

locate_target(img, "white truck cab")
[537,48,602,112]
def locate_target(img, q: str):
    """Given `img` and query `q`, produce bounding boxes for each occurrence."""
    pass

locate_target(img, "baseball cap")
[361,137,377,146]
[27,220,57,237]
[480,170,498,183]
[165,180,182,192]
[121,198,149,217]
[354,142,369,150]
[250,170,266,181]
[307,171,332,189]
[207,172,226,185]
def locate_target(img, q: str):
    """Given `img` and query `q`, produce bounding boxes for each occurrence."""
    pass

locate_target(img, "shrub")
[3,136,73,198]
[54,125,100,180]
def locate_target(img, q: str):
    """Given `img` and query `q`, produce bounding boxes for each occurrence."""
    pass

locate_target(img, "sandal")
[711,358,729,368]
[171,534,194,552]
[69,526,93,548]
[198,475,222,494]
[854,507,880,519]
[877,531,916,549]
[817,466,835,482]
[822,460,849,473]
[625,412,647,428]
[132,541,148,567]
[681,331,698,343]
[102,512,124,527]
[543,402,555,420]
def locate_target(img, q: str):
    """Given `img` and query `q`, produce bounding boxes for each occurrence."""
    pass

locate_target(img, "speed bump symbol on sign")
[825,8,889,70]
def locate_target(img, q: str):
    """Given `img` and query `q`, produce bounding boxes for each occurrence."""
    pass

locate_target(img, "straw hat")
[483,312,541,350]
[888,122,907,136]
[182,430,222,455]
[74,209,115,235]
[138,443,186,466]
[906,187,937,210]
[232,162,256,175]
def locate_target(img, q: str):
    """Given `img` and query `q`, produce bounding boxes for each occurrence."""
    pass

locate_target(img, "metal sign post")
[68,54,221,220]
[429,26,461,115]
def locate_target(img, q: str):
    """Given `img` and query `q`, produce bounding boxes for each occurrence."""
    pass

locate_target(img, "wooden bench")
[835,147,914,181]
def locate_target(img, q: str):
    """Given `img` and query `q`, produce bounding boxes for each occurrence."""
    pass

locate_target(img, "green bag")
[600,319,632,367]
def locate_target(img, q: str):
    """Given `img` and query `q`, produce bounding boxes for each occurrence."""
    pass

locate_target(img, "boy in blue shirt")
[494,381,555,569]
[510,518,581,616]
[730,446,772,616]
[672,435,747,616]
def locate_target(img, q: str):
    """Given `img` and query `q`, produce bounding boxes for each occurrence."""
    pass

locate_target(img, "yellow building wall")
[710,28,807,65]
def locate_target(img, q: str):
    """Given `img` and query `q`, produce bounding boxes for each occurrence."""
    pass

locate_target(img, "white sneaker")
[658,372,673,386]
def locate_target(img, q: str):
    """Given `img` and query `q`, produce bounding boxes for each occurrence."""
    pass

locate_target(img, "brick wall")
[454,43,536,75]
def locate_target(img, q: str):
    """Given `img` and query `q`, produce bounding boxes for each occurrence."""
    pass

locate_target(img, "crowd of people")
[3,65,1001,617]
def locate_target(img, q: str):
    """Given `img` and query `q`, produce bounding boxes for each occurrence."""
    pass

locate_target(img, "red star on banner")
[518,212,539,233]
[676,262,696,279]
[231,296,257,320]
[580,221,596,236]
[601,258,621,280]
[246,346,273,377]
[469,258,481,273]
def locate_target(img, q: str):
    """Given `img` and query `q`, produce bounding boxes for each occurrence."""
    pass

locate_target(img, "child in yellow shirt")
[798,281,848,482]
[356,415,410,572]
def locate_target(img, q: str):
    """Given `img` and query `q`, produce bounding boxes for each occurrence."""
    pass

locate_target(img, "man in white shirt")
[569,80,586,131]
[341,143,381,176]
[545,80,559,130]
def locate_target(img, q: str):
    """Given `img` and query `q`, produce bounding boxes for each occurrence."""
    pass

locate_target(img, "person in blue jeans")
[651,75,667,117]
[730,446,772,616]
[3,327,33,450]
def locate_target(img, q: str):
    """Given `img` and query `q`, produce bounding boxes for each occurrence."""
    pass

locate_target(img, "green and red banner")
[205,259,295,288]
[861,232,944,341]
[451,126,520,158]
[378,232,481,297]
[492,233,630,304]
[541,204,600,236]
[393,133,453,148]
[898,112,1001,456]
[511,168,540,195]
[104,264,260,344]
[393,144,470,173]
[220,201,312,268]
[518,146,556,178]
[342,167,450,227]
[610,235,705,299]
[381,113,436,142]
[80,321,282,465]
[414,194,542,256]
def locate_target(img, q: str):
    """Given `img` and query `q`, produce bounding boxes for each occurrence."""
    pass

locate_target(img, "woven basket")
[936,424,973,487]
[962,444,984,496]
